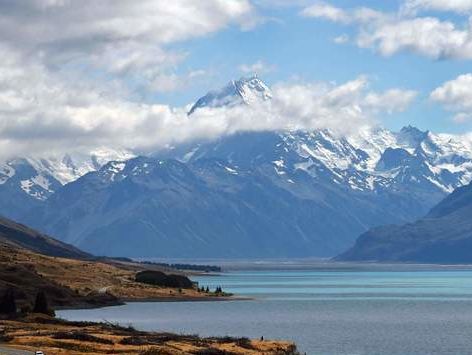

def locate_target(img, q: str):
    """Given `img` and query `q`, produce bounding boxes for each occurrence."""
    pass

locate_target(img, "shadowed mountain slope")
[0,216,89,259]
[337,182,472,263]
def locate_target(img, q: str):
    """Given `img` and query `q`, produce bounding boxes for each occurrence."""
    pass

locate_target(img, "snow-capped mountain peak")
[188,75,272,115]
[180,76,472,197]
[396,125,429,150]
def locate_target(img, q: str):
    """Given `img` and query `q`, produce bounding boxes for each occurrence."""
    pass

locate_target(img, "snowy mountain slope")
[23,148,136,185]
[0,148,134,220]
[188,75,272,115]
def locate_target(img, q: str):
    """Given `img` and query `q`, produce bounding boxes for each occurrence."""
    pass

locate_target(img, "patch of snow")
[20,177,51,200]
[225,166,238,175]
[425,176,453,193]
[294,160,314,172]
[273,160,285,168]
[366,176,376,190]
[31,175,52,192]
[0,164,15,185]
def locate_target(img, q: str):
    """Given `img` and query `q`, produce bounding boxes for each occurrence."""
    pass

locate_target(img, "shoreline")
[55,294,252,311]
[121,294,252,303]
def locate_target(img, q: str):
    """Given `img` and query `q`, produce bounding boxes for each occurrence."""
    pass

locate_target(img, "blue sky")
[2,0,472,156]
[155,0,472,134]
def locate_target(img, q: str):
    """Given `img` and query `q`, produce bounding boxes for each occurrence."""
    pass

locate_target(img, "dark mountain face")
[0,216,89,259]
[427,183,472,219]
[375,148,412,171]
[336,182,472,263]
[24,156,351,257]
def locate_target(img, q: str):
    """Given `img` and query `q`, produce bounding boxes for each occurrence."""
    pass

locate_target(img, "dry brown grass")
[0,316,299,355]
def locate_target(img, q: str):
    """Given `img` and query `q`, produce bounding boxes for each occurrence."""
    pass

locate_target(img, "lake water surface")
[58,263,472,354]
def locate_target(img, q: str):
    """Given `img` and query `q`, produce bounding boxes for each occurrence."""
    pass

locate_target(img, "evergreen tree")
[33,291,55,316]
[0,289,16,314]
[206,286,210,293]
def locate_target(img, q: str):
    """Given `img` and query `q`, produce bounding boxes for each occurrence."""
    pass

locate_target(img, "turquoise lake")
[58,263,472,354]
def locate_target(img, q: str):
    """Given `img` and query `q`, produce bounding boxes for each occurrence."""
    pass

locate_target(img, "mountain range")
[2,76,472,258]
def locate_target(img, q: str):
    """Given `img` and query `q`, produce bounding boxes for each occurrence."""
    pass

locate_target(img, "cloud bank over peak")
[0,51,417,159]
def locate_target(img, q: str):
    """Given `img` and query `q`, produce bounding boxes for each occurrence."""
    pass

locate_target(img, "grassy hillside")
[0,216,89,259]
[0,243,229,310]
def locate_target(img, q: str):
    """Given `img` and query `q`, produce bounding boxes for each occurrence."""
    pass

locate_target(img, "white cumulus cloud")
[357,17,472,59]
[301,2,351,23]
[301,1,472,60]
[0,0,257,93]
[402,0,472,14]
[431,73,472,122]
[239,60,276,75]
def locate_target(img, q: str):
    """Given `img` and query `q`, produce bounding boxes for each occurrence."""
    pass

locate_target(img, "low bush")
[192,348,236,355]
[120,333,201,345]
[52,331,114,344]
[140,348,175,355]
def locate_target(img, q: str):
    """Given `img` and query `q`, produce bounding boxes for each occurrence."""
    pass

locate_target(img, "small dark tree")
[0,289,16,314]
[20,304,31,315]
[206,286,210,293]
[33,291,55,317]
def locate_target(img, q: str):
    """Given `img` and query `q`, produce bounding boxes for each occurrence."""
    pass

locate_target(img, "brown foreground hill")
[0,314,299,355]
